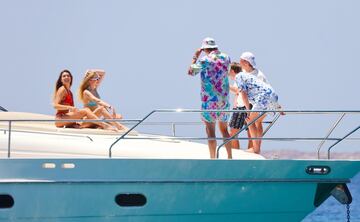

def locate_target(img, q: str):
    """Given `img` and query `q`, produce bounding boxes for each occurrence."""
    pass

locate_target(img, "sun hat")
[201,37,218,49]
[240,52,256,68]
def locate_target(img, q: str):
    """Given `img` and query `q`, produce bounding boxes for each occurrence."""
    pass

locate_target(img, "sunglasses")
[90,77,100,81]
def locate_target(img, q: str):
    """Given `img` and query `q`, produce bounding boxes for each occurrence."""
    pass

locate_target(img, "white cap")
[240,51,256,68]
[201,37,218,49]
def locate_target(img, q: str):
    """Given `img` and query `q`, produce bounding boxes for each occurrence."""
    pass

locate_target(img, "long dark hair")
[53,69,73,100]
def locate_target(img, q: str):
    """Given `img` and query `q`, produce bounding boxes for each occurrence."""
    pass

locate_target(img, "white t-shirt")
[249,69,268,84]
[232,81,245,107]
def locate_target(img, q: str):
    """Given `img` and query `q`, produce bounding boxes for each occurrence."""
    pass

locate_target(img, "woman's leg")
[98,107,125,130]
[55,117,77,128]
[79,109,113,130]
[218,121,232,159]
[254,114,267,148]
[247,112,261,154]
[55,111,89,128]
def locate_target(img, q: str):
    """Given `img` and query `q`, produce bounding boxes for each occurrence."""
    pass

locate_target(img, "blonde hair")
[78,70,98,103]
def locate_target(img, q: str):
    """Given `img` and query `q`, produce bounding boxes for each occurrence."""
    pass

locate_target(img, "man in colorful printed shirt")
[188,37,232,159]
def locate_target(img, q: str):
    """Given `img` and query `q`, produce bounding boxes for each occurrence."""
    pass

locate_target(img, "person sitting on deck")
[78,69,125,130]
[53,69,112,130]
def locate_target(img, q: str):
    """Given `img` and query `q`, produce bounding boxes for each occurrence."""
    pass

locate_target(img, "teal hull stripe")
[0,178,349,183]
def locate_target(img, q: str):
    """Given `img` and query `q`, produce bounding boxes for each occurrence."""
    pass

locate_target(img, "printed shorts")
[201,102,230,123]
[202,111,229,123]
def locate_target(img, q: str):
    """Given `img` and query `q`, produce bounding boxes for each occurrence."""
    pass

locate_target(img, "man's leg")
[219,121,233,159]
[204,121,217,159]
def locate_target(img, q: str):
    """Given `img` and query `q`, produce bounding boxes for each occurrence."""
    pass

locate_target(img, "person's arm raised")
[92,69,106,84]
[188,48,202,75]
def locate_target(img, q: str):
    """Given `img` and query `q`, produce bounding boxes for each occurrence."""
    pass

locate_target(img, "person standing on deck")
[239,52,268,149]
[228,62,251,150]
[239,52,283,150]
[188,37,232,159]
[235,71,280,154]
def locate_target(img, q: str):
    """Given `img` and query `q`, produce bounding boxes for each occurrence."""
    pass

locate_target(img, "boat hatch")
[0,194,14,208]
[314,183,352,207]
[115,193,147,207]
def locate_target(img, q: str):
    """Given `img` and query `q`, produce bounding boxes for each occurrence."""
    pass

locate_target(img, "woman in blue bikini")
[78,70,125,130]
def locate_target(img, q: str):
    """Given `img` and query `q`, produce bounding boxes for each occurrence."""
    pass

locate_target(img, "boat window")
[61,163,75,169]
[42,163,56,169]
[115,194,146,207]
[306,166,331,175]
[0,194,14,208]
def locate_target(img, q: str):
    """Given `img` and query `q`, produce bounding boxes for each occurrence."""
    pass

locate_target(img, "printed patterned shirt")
[190,50,231,121]
[235,72,279,110]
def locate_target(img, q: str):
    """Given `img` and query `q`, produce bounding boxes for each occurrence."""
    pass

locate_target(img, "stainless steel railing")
[1,109,360,159]
[107,109,360,159]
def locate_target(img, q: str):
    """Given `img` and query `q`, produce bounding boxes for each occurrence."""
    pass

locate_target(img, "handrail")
[327,125,360,159]
[263,113,281,136]
[7,121,11,158]
[317,113,346,159]
[108,109,269,157]
[0,106,8,112]
[106,109,360,159]
[109,110,156,158]
[2,128,94,141]
[1,109,360,159]
[216,112,267,158]
[105,136,359,141]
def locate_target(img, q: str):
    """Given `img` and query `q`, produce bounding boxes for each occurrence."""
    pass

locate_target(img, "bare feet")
[246,148,255,153]
[114,122,126,130]
[101,123,118,132]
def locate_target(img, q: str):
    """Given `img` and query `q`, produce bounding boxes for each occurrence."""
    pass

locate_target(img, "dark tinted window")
[0,194,14,208]
[115,194,146,207]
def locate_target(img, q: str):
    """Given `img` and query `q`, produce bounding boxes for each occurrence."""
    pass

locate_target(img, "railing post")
[317,113,345,159]
[7,120,12,158]
[327,125,360,159]
[216,111,266,158]
[262,113,281,136]
[108,110,157,158]
[172,123,176,137]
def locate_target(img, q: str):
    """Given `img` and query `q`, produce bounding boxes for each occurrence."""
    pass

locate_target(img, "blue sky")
[1,0,359,152]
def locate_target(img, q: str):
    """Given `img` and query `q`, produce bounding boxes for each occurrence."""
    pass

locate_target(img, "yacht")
[0,110,359,222]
